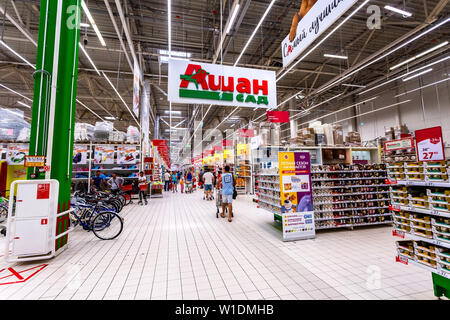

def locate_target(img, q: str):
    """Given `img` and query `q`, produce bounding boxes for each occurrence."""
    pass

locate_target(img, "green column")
[28,0,81,251]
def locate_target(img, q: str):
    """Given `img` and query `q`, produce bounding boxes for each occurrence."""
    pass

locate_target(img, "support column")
[28,0,81,252]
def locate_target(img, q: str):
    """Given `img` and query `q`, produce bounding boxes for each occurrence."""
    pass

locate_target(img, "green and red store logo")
[178,64,269,106]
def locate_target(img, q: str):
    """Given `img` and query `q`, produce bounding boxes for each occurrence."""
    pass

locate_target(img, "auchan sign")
[168,59,276,108]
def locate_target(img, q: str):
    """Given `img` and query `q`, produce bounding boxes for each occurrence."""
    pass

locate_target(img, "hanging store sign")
[132,61,140,118]
[281,0,358,67]
[24,155,45,167]
[267,111,290,123]
[168,59,277,108]
[383,137,414,152]
[222,139,234,147]
[238,129,255,137]
[237,143,248,156]
[278,152,315,241]
[415,126,445,161]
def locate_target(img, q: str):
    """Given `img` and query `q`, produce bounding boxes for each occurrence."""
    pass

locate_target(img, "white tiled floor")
[0,190,443,300]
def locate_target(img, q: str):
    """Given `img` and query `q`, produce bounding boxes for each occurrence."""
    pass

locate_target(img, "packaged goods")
[74,123,94,141]
[0,108,31,141]
[126,125,140,143]
[93,121,113,141]
[332,124,344,145]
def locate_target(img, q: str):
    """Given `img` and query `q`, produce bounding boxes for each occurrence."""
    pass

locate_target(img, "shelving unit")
[389,161,450,299]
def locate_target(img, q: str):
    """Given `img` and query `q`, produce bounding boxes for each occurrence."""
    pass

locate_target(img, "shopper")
[218,165,235,222]
[138,171,148,205]
[180,176,185,193]
[107,173,123,194]
[91,171,105,191]
[203,169,214,200]
[164,170,171,191]
[172,171,178,193]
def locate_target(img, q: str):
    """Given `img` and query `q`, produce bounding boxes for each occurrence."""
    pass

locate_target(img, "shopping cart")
[215,188,233,219]
[185,181,193,193]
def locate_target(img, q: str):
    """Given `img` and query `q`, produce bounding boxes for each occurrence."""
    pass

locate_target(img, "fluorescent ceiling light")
[0,83,32,101]
[17,101,31,108]
[159,50,191,63]
[162,115,183,119]
[105,116,116,120]
[78,43,100,75]
[277,0,369,82]
[316,17,450,94]
[390,41,448,70]
[226,4,240,34]
[165,110,182,114]
[324,53,348,60]
[402,68,433,81]
[342,83,366,88]
[81,0,106,46]
[0,40,35,69]
[384,5,412,17]
[234,0,277,66]
[359,55,450,95]
[80,22,90,28]
[395,77,450,97]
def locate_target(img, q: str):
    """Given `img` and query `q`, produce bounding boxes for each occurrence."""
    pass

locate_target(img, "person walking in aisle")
[203,169,214,200]
[164,170,171,191]
[138,171,148,205]
[218,165,235,222]
[172,171,178,193]
[180,176,185,193]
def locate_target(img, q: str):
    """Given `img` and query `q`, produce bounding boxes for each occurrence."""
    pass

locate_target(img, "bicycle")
[70,198,123,240]
[0,190,9,236]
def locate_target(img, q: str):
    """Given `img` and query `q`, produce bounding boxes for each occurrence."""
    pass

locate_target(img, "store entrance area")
[0,190,435,300]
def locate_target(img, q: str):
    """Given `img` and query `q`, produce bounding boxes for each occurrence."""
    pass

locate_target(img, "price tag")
[396,255,408,265]
[393,230,405,238]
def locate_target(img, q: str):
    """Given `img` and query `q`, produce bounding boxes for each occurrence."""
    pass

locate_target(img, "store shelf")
[315,213,392,221]
[315,206,390,213]
[314,198,391,205]
[258,198,280,207]
[316,220,392,230]
[396,254,450,280]
[313,191,389,197]
[312,170,387,174]
[258,180,280,184]
[313,184,389,189]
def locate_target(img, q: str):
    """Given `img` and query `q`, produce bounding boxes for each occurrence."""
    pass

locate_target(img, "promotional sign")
[267,111,290,123]
[223,149,234,160]
[141,81,151,157]
[117,146,137,164]
[6,144,28,165]
[384,137,414,152]
[132,61,140,118]
[281,0,358,67]
[94,145,115,164]
[168,59,277,108]
[237,143,248,156]
[238,129,255,137]
[415,126,445,161]
[278,152,315,241]
[24,156,45,167]
[72,145,88,165]
[222,140,234,147]
[250,135,262,150]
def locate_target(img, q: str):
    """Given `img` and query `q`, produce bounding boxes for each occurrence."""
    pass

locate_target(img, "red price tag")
[392,230,405,238]
[396,255,408,265]
[389,205,401,212]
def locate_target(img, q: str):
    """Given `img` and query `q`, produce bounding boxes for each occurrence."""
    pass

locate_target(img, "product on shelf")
[93,121,113,141]
[0,108,31,142]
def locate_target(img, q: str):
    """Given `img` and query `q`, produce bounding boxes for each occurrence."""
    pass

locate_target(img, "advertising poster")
[133,61,140,118]
[72,145,88,165]
[237,143,248,156]
[6,144,29,165]
[415,126,445,161]
[94,145,115,164]
[267,111,289,123]
[117,146,137,164]
[278,151,315,241]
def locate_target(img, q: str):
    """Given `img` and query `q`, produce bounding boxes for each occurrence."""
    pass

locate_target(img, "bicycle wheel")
[124,192,132,205]
[117,194,126,207]
[92,211,123,240]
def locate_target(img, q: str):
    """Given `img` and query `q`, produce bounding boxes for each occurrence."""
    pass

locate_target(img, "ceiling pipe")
[212,0,240,63]
[0,4,37,46]
[104,0,133,72]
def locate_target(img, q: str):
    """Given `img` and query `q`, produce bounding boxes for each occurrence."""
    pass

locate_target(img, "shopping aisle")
[0,190,439,300]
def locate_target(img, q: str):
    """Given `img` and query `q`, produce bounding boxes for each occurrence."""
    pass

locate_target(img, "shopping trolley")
[215,188,234,219]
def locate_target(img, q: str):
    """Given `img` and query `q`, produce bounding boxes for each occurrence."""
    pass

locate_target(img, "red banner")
[222,140,233,147]
[238,129,255,137]
[267,111,289,123]
[213,145,223,152]
[152,139,167,147]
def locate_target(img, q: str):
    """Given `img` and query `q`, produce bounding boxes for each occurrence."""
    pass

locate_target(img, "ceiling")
[0,0,448,163]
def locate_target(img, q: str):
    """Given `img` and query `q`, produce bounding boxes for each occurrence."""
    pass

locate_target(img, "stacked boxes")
[345,131,361,145]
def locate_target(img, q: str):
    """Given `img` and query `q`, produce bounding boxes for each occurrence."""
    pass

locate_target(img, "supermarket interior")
[0,0,449,305]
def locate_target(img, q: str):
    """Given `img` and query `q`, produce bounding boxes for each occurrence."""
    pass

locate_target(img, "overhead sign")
[281,0,358,67]
[132,61,140,117]
[384,137,414,152]
[415,126,445,161]
[168,59,277,109]
[278,152,315,241]
[238,129,255,137]
[267,111,289,123]
[24,156,46,167]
